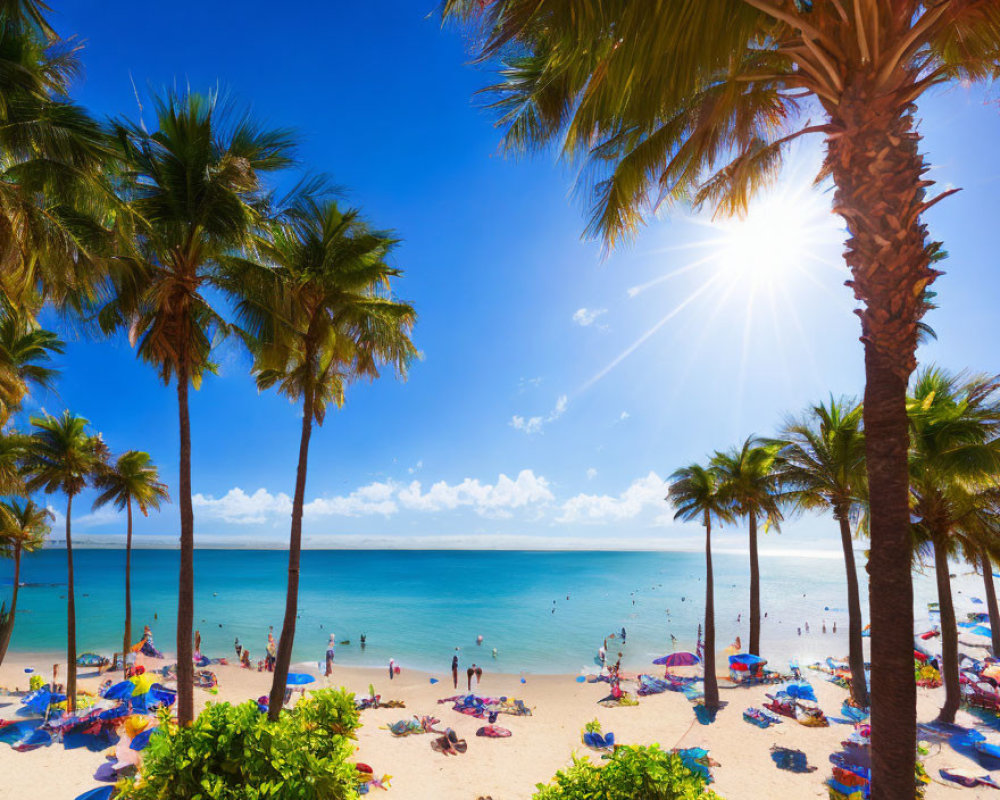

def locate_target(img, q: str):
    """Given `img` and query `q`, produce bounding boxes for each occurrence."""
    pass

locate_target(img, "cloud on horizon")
[189,469,672,529]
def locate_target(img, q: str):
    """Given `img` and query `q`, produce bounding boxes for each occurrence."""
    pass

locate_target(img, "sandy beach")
[0,651,994,800]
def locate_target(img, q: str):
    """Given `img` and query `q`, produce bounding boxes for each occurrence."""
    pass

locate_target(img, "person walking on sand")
[451,655,459,689]
[325,634,336,677]
[467,664,474,691]
[388,658,396,680]
[474,665,482,689]
[194,630,201,656]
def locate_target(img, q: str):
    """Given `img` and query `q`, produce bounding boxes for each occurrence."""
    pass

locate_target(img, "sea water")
[0,548,972,675]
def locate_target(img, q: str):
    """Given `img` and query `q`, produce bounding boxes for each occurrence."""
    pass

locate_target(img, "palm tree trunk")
[703,510,718,709]
[838,510,869,708]
[176,363,194,724]
[66,494,77,712]
[748,512,760,655]
[267,384,315,721]
[980,550,1000,658]
[124,498,133,666]
[828,89,933,798]
[0,542,22,665]
[933,537,960,724]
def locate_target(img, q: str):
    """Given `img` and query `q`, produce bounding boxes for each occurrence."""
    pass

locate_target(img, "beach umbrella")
[285,673,316,686]
[652,652,700,667]
[130,673,156,696]
[103,681,135,701]
[972,625,993,637]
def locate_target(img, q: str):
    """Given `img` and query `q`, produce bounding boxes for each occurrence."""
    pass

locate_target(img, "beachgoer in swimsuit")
[451,655,459,688]
[325,635,335,677]
[241,649,251,668]
[467,665,474,691]
[194,630,201,655]
[475,665,482,687]
[235,637,242,658]
[360,633,366,650]
[266,632,277,672]
[389,658,396,680]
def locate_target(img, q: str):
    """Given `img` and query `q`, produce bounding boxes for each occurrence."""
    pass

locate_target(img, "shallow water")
[0,548,971,674]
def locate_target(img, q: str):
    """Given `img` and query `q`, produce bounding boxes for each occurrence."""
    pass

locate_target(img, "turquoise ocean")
[0,549,953,675]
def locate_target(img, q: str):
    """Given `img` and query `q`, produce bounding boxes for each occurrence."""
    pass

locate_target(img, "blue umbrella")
[653,652,701,667]
[285,673,316,686]
[972,625,993,637]
[102,680,135,701]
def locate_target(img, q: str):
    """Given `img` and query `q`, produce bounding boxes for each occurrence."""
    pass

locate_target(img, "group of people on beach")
[233,628,278,672]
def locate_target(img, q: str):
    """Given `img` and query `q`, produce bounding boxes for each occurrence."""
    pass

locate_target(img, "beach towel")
[477,725,512,738]
[582,731,614,749]
[939,767,1000,789]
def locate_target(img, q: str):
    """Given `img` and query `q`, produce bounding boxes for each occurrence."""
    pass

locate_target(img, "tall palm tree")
[711,436,782,656]
[0,308,63,424]
[23,411,106,710]
[98,91,295,723]
[92,450,169,663]
[908,368,1000,724]
[775,399,869,707]
[0,498,50,664]
[668,463,731,710]
[232,197,417,720]
[0,1,113,312]
[441,6,1000,793]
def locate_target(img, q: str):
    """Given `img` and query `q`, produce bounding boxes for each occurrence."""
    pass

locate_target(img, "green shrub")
[533,745,724,800]
[118,688,362,800]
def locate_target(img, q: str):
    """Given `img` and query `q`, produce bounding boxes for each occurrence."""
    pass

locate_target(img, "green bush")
[118,688,362,800]
[533,745,724,800]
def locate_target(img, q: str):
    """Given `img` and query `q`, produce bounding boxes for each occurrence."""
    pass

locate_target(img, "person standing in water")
[451,655,459,688]
[360,633,366,650]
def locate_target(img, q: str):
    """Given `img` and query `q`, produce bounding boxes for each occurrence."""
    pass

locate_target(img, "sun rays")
[579,179,848,403]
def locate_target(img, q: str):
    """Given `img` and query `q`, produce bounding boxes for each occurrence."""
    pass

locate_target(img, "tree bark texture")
[933,537,960,724]
[66,494,77,712]
[268,383,315,720]
[748,513,760,656]
[124,499,133,664]
[981,550,1000,658]
[838,510,869,708]
[176,364,194,724]
[703,510,719,709]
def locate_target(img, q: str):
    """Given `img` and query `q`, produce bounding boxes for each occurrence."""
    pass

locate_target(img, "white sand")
[0,653,994,800]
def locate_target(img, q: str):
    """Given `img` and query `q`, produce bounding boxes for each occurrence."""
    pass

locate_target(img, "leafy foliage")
[532,745,723,800]
[119,688,362,800]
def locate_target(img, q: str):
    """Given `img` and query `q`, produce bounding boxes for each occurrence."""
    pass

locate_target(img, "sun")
[707,188,839,288]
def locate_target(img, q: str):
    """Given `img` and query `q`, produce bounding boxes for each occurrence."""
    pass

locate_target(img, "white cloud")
[193,483,398,524]
[304,482,398,517]
[398,470,553,518]
[48,504,123,531]
[407,459,424,475]
[572,307,607,327]
[557,472,668,524]
[510,415,544,434]
[586,468,598,480]
[193,488,292,524]
[510,394,568,435]
[618,411,630,422]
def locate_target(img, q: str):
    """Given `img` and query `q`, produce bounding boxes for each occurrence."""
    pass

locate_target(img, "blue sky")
[30,2,1000,551]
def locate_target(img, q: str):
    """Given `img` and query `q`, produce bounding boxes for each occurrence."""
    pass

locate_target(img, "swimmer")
[477,635,483,645]
[492,647,498,659]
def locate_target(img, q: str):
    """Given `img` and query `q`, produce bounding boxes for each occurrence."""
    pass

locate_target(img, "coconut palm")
[98,91,294,723]
[92,450,169,663]
[231,197,417,720]
[0,309,64,424]
[908,368,1000,724]
[0,498,50,664]
[668,463,731,710]
[975,538,1000,657]
[711,436,782,656]
[23,411,106,710]
[0,1,113,311]
[774,399,869,707]
[441,5,1000,792]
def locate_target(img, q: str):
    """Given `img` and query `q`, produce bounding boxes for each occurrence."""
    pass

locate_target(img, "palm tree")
[92,450,169,663]
[0,499,51,664]
[711,436,782,656]
[0,1,112,312]
[23,411,106,710]
[907,368,1000,724]
[98,90,295,724]
[668,463,731,710]
[440,5,1000,792]
[0,309,64,424]
[232,197,417,720]
[774,399,869,707]
[976,541,1000,657]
